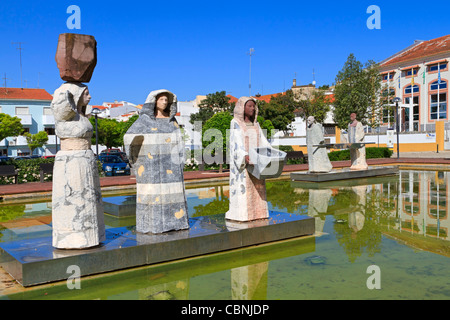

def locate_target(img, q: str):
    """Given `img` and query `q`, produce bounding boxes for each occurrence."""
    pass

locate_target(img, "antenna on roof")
[3,73,11,94]
[312,68,316,86]
[12,42,25,89]
[247,48,255,96]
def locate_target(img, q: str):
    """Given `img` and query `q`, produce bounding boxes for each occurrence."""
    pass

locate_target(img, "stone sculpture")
[124,89,189,234]
[226,97,281,222]
[55,33,97,83]
[306,116,333,173]
[348,113,368,170]
[51,33,105,250]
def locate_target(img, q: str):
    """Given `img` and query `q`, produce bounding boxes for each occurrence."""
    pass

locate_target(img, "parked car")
[100,148,121,155]
[99,150,129,163]
[0,156,11,162]
[99,155,131,176]
[43,155,56,159]
[14,156,31,160]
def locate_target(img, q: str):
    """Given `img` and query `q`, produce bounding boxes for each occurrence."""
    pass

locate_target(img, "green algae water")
[0,169,449,300]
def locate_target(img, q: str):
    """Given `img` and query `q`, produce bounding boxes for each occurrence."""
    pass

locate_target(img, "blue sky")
[1,0,450,105]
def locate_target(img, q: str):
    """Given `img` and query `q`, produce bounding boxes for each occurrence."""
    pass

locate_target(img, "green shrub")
[0,157,106,184]
[328,147,392,162]
[0,158,55,185]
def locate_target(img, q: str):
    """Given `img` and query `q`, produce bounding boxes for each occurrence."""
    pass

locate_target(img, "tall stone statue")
[226,97,278,222]
[51,34,105,249]
[306,116,332,173]
[124,89,189,234]
[348,113,368,170]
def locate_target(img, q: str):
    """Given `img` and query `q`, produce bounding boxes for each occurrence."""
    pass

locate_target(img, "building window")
[405,69,418,77]
[430,93,447,120]
[43,107,53,115]
[44,127,56,135]
[404,96,420,130]
[381,88,396,124]
[404,85,419,95]
[428,62,447,72]
[382,73,394,81]
[15,107,29,115]
[430,80,447,91]
[429,80,447,121]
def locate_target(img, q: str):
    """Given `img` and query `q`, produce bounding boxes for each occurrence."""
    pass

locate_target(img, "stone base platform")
[0,211,314,287]
[103,195,137,217]
[290,166,398,183]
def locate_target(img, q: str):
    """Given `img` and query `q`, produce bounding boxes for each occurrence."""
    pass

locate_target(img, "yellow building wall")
[287,121,445,154]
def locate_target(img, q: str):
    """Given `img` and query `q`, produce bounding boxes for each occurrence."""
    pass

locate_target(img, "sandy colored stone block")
[55,33,97,83]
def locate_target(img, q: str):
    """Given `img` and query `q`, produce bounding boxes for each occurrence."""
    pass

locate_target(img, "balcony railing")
[16,114,32,126]
[42,115,55,125]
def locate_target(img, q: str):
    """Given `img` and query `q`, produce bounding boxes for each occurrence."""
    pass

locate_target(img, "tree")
[89,117,123,149]
[198,90,235,112]
[24,131,48,155]
[190,91,235,131]
[258,90,298,134]
[202,112,233,172]
[297,89,332,124]
[0,113,23,142]
[257,116,275,139]
[333,54,382,129]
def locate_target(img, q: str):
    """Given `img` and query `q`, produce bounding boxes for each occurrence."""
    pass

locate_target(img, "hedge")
[328,147,392,162]
[0,158,105,185]
[0,158,55,185]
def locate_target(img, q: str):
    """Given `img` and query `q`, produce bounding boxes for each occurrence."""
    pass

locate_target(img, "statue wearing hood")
[226,97,273,222]
[51,82,105,249]
[124,89,189,234]
[306,116,333,173]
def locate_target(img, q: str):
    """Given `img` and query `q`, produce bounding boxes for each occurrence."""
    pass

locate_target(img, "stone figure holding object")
[124,89,189,234]
[51,82,105,249]
[51,33,105,250]
[226,97,274,222]
[348,112,368,170]
[306,116,332,173]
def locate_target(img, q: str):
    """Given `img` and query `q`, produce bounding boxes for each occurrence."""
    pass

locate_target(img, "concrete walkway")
[392,151,450,158]
[1,154,450,201]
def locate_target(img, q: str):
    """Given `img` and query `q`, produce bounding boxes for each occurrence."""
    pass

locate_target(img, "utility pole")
[247,48,255,97]
[12,42,25,89]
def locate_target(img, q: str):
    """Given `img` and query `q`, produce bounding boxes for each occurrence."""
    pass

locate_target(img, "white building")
[379,34,450,132]
[0,88,57,156]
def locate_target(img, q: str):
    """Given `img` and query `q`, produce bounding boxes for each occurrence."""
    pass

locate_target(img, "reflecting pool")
[0,169,449,300]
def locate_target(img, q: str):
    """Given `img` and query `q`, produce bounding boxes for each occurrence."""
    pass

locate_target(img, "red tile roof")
[108,103,123,108]
[381,34,450,68]
[0,88,53,101]
[226,94,238,103]
[92,105,108,110]
[255,92,286,103]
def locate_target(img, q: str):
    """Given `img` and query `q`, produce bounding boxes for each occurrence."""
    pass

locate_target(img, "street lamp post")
[91,108,101,157]
[394,97,401,159]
